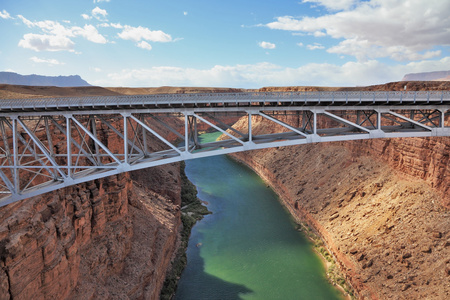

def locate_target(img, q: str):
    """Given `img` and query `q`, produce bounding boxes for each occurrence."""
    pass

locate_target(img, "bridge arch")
[0,91,449,206]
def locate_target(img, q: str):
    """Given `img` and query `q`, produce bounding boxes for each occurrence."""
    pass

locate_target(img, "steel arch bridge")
[0,90,449,206]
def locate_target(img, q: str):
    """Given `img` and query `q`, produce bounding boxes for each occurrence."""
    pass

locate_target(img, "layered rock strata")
[230,82,450,299]
[0,163,182,300]
[0,84,248,299]
[0,85,185,299]
[232,143,449,299]
[0,82,448,299]
[341,137,449,207]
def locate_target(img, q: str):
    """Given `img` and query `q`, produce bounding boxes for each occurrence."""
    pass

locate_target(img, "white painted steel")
[0,91,449,206]
[1,91,450,114]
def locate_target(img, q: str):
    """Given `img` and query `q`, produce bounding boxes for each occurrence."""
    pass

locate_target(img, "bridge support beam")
[0,98,449,206]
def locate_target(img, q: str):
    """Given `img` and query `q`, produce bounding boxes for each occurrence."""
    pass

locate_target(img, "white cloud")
[17,14,108,51]
[328,38,441,61]
[307,43,325,50]
[94,0,110,3]
[264,0,450,62]
[17,15,34,27]
[16,13,172,52]
[110,23,123,29]
[184,12,188,16]
[312,31,326,37]
[259,41,276,49]
[0,9,12,19]
[98,63,282,87]
[83,7,109,21]
[19,33,75,52]
[137,41,152,50]
[17,15,75,37]
[73,25,107,44]
[93,57,450,88]
[92,7,108,21]
[118,25,172,42]
[98,22,123,28]
[30,56,64,65]
[302,0,358,11]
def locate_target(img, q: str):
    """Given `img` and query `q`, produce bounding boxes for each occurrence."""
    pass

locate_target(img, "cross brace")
[0,106,448,206]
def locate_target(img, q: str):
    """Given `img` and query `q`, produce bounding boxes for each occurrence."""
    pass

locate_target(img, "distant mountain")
[0,72,91,87]
[402,70,450,81]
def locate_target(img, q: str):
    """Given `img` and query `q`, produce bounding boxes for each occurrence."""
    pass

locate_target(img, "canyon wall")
[0,84,248,299]
[0,162,182,300]
[230,82,450,299]
[0,82,448,299]
[0,85,186,300]
[257,82,450,206]
[341,137,449,207]
[232,140,449,299]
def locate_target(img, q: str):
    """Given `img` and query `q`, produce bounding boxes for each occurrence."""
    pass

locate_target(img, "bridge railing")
[1,91,449,112]
[0,92,449,206]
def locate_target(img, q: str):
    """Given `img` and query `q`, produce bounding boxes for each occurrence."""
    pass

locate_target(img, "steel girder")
[1,90,450,113]
[0,105,448,206]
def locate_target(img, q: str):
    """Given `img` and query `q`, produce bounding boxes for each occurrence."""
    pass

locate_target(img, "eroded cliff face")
[232,144,449,299]
[231,82,450,299]
[0,85,185,299]
[341,137,450,207]
[0,82,448,299]
[0,163,181,300]
[0,84,248,299]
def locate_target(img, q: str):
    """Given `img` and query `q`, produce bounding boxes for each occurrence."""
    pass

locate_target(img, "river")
[174,132,343,300]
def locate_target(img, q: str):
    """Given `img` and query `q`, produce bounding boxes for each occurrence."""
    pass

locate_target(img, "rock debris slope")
[231,82,450,299]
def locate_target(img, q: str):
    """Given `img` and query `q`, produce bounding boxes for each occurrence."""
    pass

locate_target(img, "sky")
[1,0,450,88]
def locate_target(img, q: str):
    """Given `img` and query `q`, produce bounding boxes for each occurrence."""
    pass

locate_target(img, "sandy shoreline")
[310,234,353,300]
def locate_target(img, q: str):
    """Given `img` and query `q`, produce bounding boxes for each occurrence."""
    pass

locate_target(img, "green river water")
[174,132,343,300]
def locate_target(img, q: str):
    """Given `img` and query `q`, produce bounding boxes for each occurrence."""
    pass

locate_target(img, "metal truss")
[0,91,449,206]
[1,90,450,112]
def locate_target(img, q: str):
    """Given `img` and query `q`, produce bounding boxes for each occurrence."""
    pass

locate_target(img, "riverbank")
[174,152,344,299]
[234,156,354,299]
[296,220,353,300]
[230,142,449,299]
[160,162,211,299]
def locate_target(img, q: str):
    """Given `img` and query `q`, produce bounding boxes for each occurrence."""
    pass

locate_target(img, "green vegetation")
[296,223,355,299]
[160,162,211,300]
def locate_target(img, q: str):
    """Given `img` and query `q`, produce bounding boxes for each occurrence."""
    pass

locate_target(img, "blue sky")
[1,0,450,88]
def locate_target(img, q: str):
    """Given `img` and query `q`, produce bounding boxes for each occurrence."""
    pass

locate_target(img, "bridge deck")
[0,90,449,206]
[1,91,450,114]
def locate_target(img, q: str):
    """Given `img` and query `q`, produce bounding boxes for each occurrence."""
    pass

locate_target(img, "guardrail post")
[11,116,19,194]
[184,113,189,152]
[248,112,252,142]
[66,115,72,178]
[313,111,317,135]
[123,113,128,164]
[377,110,381,130]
